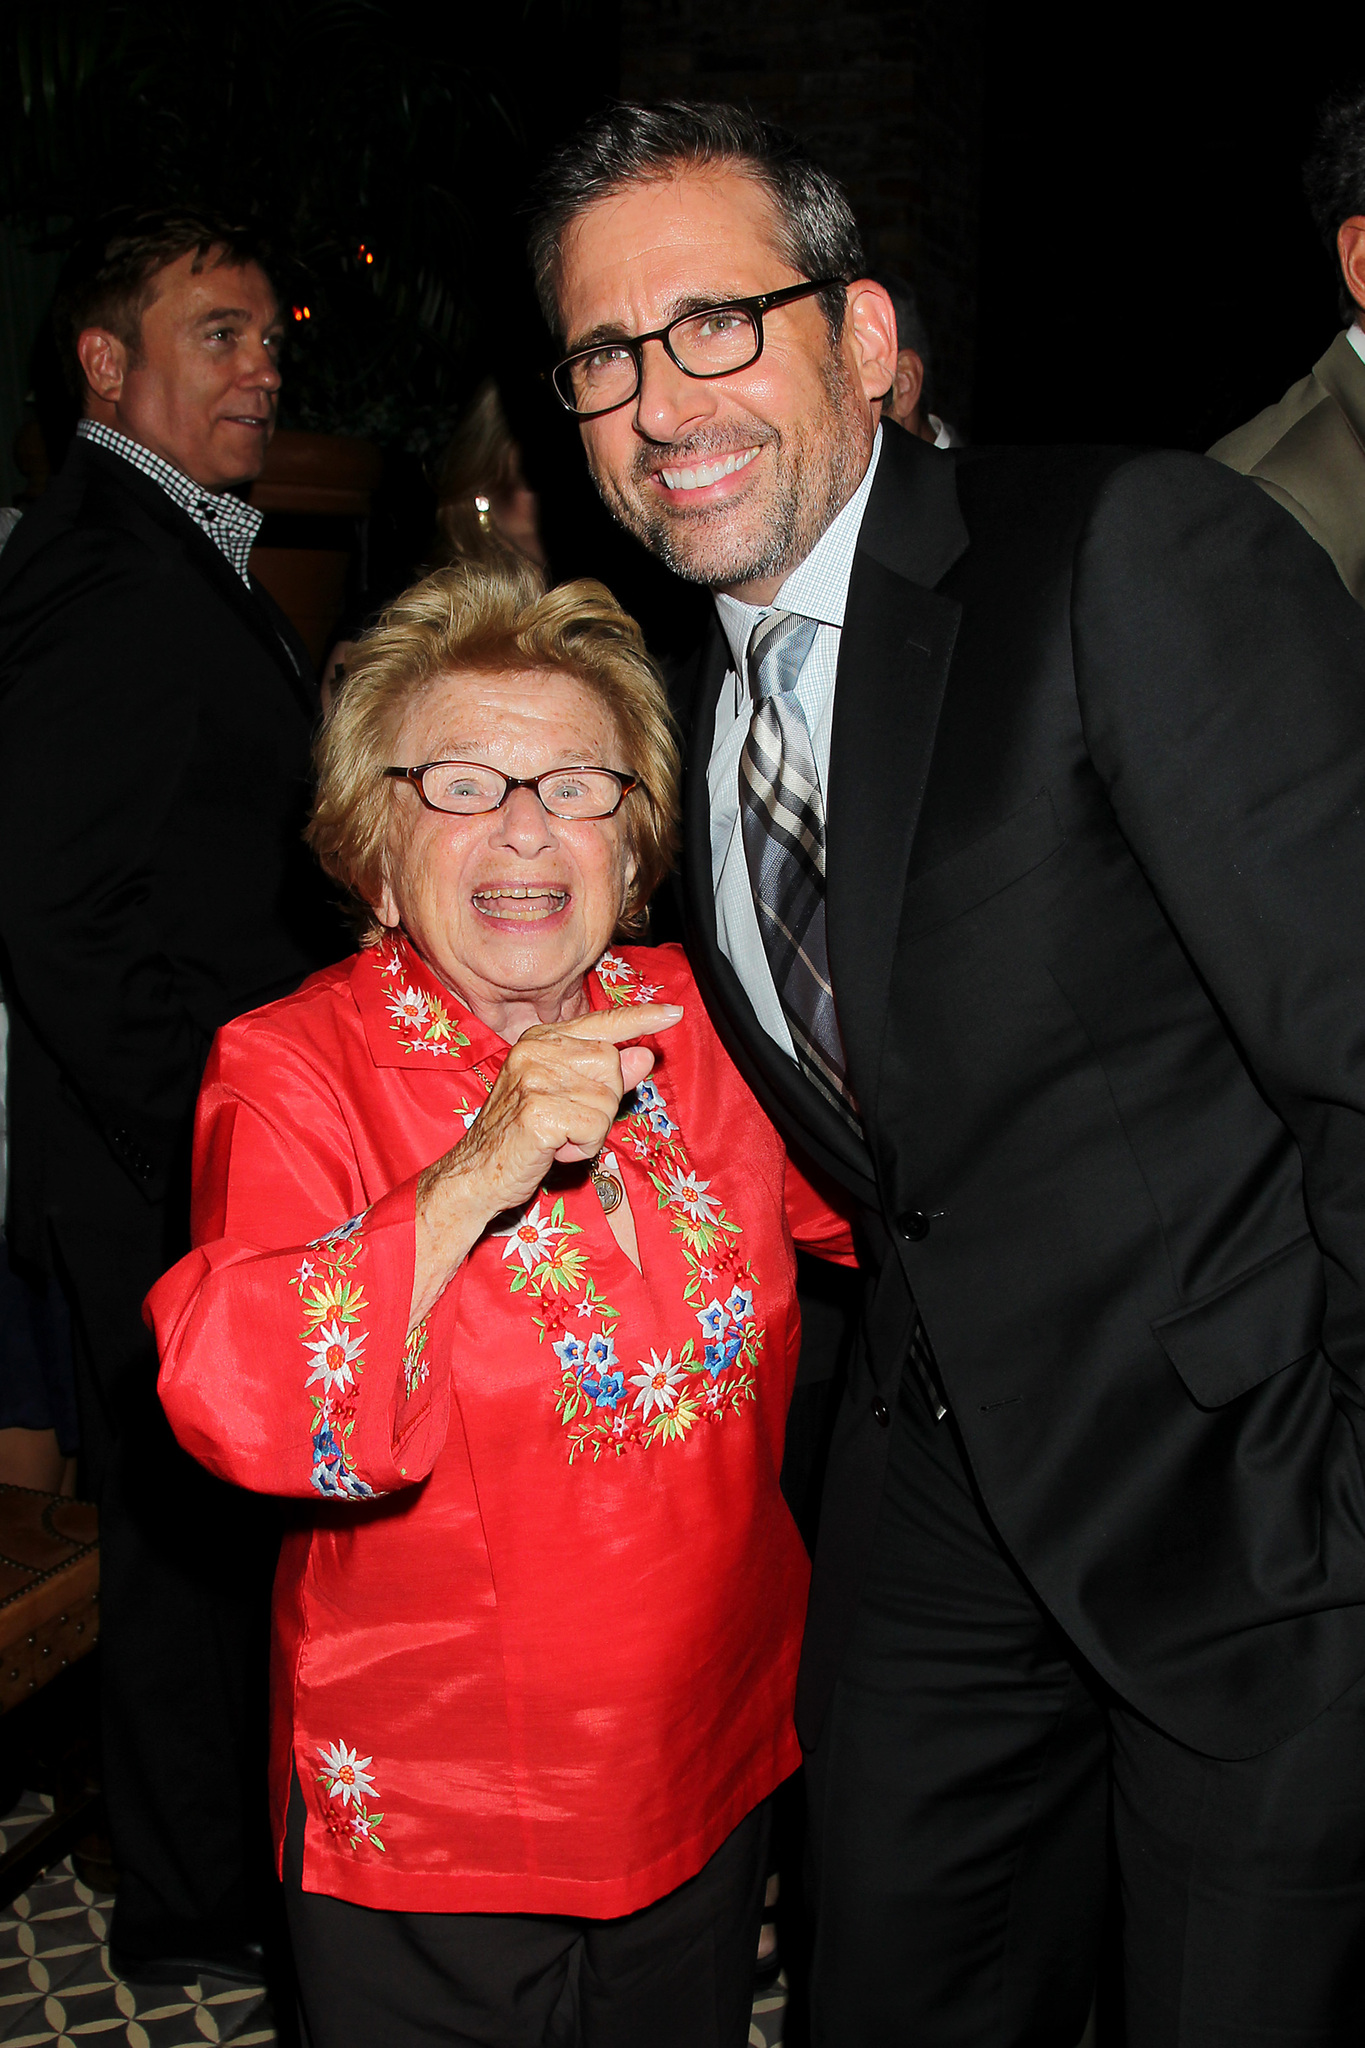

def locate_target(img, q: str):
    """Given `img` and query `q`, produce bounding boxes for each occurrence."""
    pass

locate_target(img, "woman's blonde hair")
[307,558,681,945]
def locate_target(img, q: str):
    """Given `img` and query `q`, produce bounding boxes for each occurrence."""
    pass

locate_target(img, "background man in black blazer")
[531,103,1365,2043]
[0,212,342,1983]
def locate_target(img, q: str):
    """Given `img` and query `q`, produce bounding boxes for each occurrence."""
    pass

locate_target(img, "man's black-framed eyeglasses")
[550,277,848,421]
[384,760,639,820]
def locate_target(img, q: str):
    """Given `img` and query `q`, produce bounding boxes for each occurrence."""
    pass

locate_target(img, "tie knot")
[747,609,820,705]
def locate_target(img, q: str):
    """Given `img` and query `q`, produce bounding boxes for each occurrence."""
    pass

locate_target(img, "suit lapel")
[825,431,967,1146]
[80,443,318,716]
[1315,328,1365,445]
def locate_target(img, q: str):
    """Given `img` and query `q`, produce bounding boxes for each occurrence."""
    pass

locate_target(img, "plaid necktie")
[739,610,862,1134]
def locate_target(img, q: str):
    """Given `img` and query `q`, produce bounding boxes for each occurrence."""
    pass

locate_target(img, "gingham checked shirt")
[76,419,264,585]
[708,425,884,1061]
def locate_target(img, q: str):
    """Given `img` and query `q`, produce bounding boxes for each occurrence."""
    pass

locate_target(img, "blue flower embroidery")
[584,1369,626,1410]
[311,1421,374,1501]
[553,1333,587,1374]
[696,1299,728,1344]
[703,1334,743,1378]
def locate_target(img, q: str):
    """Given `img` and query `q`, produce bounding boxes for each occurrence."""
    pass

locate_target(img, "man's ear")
[844,282,900,405]
[892,348,926,425]
[76,328,128,406]
[1338,217,1365,316]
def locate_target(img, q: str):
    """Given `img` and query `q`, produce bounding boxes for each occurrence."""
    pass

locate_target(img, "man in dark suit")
[530,103,1365,2043]
[0,212,342,1982]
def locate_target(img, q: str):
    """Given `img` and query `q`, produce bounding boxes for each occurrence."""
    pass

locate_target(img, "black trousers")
[284,1775,770,2048]
[807,1366,1365,2047]
[50,1136,279,1961]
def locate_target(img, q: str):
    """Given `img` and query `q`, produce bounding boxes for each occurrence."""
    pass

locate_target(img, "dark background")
[974,15,1359,450]
[2,2,1363,648]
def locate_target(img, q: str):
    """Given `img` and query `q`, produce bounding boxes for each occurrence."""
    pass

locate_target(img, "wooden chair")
[0,1484,100,1904]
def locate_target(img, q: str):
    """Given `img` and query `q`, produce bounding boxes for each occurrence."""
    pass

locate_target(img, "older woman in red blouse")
[147,561,852,2048]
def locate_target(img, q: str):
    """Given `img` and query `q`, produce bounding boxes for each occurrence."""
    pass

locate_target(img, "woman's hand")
[409,1003,682,1329]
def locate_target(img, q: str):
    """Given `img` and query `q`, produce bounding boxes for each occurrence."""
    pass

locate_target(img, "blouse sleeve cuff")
[308,1178,452,1499]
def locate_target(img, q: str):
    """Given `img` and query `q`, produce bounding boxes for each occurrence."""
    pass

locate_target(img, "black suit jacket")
[681,421,1365,1760]
[0,439,343,1288]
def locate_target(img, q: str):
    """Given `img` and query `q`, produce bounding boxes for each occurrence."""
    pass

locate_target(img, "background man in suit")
[0,212,342,1983]
[1210,82,1365,603]
[530,102,1365,2044]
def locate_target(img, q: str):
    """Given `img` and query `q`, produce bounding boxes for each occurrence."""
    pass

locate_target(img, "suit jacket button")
[896,1208,930,1241]
[872,1398,890,1426]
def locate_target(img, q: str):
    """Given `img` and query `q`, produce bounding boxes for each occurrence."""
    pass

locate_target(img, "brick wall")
[617,0,983,430]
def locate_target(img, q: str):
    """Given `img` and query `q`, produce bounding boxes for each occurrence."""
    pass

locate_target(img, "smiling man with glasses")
[530,99,1365,2047]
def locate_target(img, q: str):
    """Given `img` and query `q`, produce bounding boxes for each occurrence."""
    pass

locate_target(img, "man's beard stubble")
[589,348,870,594]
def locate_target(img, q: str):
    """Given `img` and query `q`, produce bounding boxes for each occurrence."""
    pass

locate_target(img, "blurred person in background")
[0,207,343,1985]
[323,379,550,712]
[1210,82,1365,604]
[433,376,548,570]
[874,271,962,448]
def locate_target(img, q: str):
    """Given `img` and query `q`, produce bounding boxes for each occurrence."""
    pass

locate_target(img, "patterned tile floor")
[0,1795,788,2046]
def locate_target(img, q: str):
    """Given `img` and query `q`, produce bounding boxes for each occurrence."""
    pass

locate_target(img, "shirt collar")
[714,425,883,675]
[76,419,264,583]
[1348,323,1365,371]
[350,934,647,1073]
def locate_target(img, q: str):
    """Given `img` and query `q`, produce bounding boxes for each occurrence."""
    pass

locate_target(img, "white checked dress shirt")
[76,419,264,585]
[708,426,884,1061]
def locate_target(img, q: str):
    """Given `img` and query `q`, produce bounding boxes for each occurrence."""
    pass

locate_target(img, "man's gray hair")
[527,99,866,347]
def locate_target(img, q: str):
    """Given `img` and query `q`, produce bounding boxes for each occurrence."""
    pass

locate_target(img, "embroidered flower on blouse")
[696,1299,728,1344]
[586,1368,626,1410]
[304,1319,365,1395]
[659,1165,721,1226]
[376,946,470,1056]
[595,950,633,988]
[497,1200,561,1273]
[311,1212,366,1248]
[316,1740,385,1854]
[402,1320,430,1400]
[317,1739,377,1807]
[553,1332,587,1374]
[294,1216,374,1501]
[387,985,430,1031]
[630,1348,684,1422]
[725,1285,755,1325]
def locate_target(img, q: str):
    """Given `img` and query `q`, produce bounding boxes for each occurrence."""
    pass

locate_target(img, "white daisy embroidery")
[304,1320,365,1394]
[386,985,430,1030]
[595,950,632,987]
[495,1200,560,1272]
[660,1165,721,1226]
[630,1348,684,1422]
[316,1739,377,1807]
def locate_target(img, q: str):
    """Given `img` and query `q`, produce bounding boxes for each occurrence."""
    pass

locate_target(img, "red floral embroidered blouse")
[149,939,854,1918]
